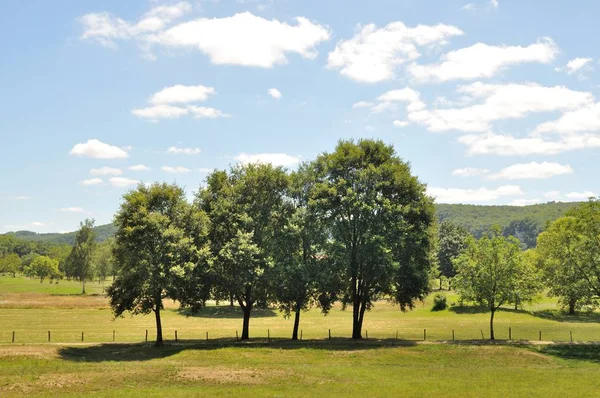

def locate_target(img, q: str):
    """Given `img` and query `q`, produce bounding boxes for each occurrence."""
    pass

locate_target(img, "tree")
[198,163,289,340]
[66,219,97,293]
[437,221,470,290]
[503,218,541,249]
[0,253,21,277]
[454,228,531,340]
[272,164,341,340]
[94,239,114,284]
[25,255,61,283]
[107,183,211,346]
[536,217,596,314]
[312,139,435,339]
[47,244,72,275]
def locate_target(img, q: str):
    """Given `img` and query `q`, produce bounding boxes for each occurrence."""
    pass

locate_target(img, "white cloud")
[487,162,573,180]
[31,222,44,227]
[427,185,523,204]
[452,167,490,177]
[70,139,129,159]
[409,82,593,133]
[268,88,282,99]
[234,153,301,167]
[565,191,596,200]
[148,12,330,67]
[80,2,192,48]
[59,207,85,213]
[408,38,558,83]
[370,102,396,114]
[490,0,499,8]
[327,21,463,83]
[90,166,123,176]
[562,57,593,75]
[459,132,600,156]
[393,120,409,128]
[109,177,140,188]
[149,84,216,104]
[167,146,201,155]
[187,105,230,119]
[81,178,103,186]
[378,88,421,103]
[129,164,150,171]
[162,166,192,173]
[509,198,541,206]
[132,104,189,120]
[352,101,374,109]
[544,191,561,199]
[535,102,600,135]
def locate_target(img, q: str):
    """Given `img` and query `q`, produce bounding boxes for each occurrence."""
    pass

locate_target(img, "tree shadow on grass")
[529,310,600,324]
[449,305,531,316]
[533,344,600,364]
[178,305,277,319]
[58,338,418,363]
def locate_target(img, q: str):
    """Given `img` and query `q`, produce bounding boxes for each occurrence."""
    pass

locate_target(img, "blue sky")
[2,0,600,233]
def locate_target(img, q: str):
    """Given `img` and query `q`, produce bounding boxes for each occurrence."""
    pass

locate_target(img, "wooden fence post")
[175,330,178,342]
[48,331,51,342]
[12,331,15,343]
[423,329,426,341]
[452,330,455,341]
[570,331,573,343]
[539,331,541,341]
[145,329,148,342]
[81,332,84,342]
[113,330,115,342]
[268,329,270,342]
[206,331,209,341]
[509,327,512,340]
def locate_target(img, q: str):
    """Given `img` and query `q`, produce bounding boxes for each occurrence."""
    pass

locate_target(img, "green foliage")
[431,293,447,311]
[93,239,114,282]
[437,220,470,281]
[312,139,435,339]
[454,227,539,339]
[65,219,97,293]
[2,223,116,245]
[24,255,62,283]
[0,253,21,276]
[108,183,211,346]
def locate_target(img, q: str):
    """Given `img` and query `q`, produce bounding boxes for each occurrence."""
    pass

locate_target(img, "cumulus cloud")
[132,104,189,121]
[81,178,103,186]
[162,166,192,173]
[393,120,409,128]
[408,38,558,83]
[565,191,596,200]
[129,164,150,171]
[559,57,594,75]
[167,146,201,155]
[109,177,140,187]
[535,102,600,135]
[487,162,573,180]
[509,198,541,206]
[268,88,282,99]
[427,185,523,204]
[187,106,229,119]
[452,167,490,177]
[234,153,301,167]
[90,166,122,176]
[327,21,463,83]
[149,84,216,104]
[70,139,129,159]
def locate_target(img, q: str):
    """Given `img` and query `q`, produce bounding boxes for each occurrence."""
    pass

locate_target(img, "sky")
[2,0,600,234]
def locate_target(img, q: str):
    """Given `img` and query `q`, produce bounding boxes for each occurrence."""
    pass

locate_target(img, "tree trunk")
[154,304,163,347]
[241,304,252,340]
[292,305,301,340]
[568,298,576,315]
[229,293,234,307]
[352,300,367,339]
[489,309,495,340]
[82,279,86,294]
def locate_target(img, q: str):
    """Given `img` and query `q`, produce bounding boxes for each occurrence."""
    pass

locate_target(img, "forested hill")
[437,201,581,239]
[5,223,117,246]
[3,201,582,247]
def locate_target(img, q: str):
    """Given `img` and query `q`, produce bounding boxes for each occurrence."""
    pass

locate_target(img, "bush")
[431,293,447,311]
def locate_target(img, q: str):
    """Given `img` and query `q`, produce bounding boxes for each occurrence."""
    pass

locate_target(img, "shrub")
[432,294,447,311]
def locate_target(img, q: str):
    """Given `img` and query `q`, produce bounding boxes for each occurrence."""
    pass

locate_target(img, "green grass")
[1,341,600,397]
[0,275,105,295]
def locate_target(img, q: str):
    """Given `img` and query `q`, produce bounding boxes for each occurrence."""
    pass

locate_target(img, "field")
[2,275,600,396]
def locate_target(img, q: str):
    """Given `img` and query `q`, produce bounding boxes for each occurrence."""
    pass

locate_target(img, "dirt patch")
[0,293,109,309]
[176,366,283,384]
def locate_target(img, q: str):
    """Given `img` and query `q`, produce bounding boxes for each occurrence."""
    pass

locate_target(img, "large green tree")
[272,164,341,340]
[108,183,212,346]
[25,255,61,283]
[198,163,289,340]
[454,228,533,340]
[66,219,97,293]
[0,253,21,277]
[536,217,596,314]
[312,139,435,339]
[437,220,470,289]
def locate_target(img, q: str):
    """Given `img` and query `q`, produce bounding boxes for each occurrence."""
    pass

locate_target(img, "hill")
[2,201,582,247]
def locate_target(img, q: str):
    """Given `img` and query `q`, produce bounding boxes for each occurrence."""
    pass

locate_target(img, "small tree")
[108,183,211,346]
[66,219,97,293]
[25,255,61,283]
[94,240,114,284]
[0,253,21,277]
[437,221,470,290]
[454,227,531,340]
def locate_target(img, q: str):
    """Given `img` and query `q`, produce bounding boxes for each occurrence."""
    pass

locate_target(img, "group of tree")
[108,139,436,345]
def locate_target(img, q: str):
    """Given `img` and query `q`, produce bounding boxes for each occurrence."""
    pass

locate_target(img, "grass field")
[2,275,600,396]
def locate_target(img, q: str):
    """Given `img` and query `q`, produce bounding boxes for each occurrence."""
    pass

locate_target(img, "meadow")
[2,275,600,396]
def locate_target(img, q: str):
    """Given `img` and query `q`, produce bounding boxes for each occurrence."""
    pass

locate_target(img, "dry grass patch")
[0,345,58,359]
[0,293,109,309]
[176,366,286,385]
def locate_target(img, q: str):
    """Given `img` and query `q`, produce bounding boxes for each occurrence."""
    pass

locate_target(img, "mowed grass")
[1,341,600,397]
[2,275,600,343]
